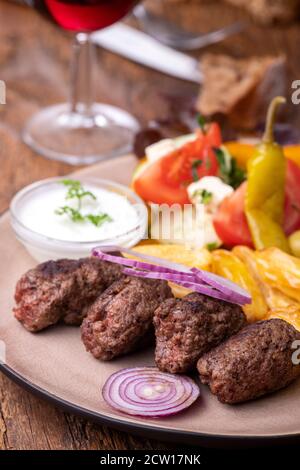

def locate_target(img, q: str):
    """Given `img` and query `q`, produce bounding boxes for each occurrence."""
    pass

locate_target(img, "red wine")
[30,0,138,32]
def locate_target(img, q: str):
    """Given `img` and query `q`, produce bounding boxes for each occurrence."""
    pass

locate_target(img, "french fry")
[254,248,300,302]
[132,243,212,270]
[267,310,300,332]
[129,244,212,298]
[212,249,268,322]
[234,246,300,324]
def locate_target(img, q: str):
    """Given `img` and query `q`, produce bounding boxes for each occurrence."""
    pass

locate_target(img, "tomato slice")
[134,158,190,205]
[284,159,300,234]
[133,123,222,205]
[213,182,253,248]
[213,160,300,247]
[206,122,222,147]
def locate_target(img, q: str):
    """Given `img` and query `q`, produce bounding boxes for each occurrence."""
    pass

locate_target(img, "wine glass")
[22,1,140,165]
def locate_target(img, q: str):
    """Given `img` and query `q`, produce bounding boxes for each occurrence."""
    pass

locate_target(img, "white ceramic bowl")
[10,177,148,262]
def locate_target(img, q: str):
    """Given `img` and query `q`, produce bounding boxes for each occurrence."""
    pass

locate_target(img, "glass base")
[22,103,140,165]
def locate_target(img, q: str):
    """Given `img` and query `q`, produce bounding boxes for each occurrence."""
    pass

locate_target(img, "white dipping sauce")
[19,183,139,242]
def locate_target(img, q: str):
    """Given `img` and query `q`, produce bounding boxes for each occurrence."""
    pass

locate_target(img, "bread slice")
[225,0,300,23]
[197,54,287,130]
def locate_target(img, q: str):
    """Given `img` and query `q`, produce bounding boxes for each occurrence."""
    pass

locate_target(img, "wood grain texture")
[0,0,300,450]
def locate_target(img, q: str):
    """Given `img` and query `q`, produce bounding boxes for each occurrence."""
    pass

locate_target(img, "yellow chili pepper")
[245,97,290,252]
[289,230,300,258]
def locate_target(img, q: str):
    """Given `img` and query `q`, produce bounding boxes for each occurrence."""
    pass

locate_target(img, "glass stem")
[70,32,94,117]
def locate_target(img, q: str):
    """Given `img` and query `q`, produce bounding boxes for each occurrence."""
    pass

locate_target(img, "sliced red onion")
[123,268,243,304]
[102,367,200,418]
[94,251,188,275]
[92,246,251,305]
[93,245,191,273]
[123,267,200,284]
[191,268,251,303]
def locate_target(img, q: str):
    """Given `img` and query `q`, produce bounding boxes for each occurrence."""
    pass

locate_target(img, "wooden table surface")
[0,0,300,451]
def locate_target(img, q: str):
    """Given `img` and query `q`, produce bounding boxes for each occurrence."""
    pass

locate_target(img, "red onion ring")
[123,268,243,304]
[92,245,191,273]
[191,268,251,303]
[92,246,251,305]
[102,367,200,418]
[123,267,201,284]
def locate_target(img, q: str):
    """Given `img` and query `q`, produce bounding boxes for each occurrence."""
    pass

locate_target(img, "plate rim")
[1,362,300,447]
[2,158,300,448]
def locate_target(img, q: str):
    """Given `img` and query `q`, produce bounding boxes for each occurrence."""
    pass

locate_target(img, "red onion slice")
[102,367,200,418]
[123,267,200,284]
[92,245,251,305]
[93,245,191,273]
[123,268,244,304]
[192,268,251,303]
[94,251,188,275]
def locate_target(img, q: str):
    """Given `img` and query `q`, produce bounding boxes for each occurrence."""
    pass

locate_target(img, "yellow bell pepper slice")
[284,145,300,168]
[223,142,255,169]
[225,143,300,170]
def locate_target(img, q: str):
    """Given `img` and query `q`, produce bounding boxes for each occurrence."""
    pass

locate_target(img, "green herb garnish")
[192,189,213,205]
[214,147,229,177]
[206,242,219,251]
[200,189,213,205]
[55,206,85,223]
[197,114,207,134]
[55,179,113,228]
[191,159,203,182]
[205,158,212,170]
[85,213,113,227]
[229,159,247,189]
[62,179,96,210]
[214,147,246,189]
